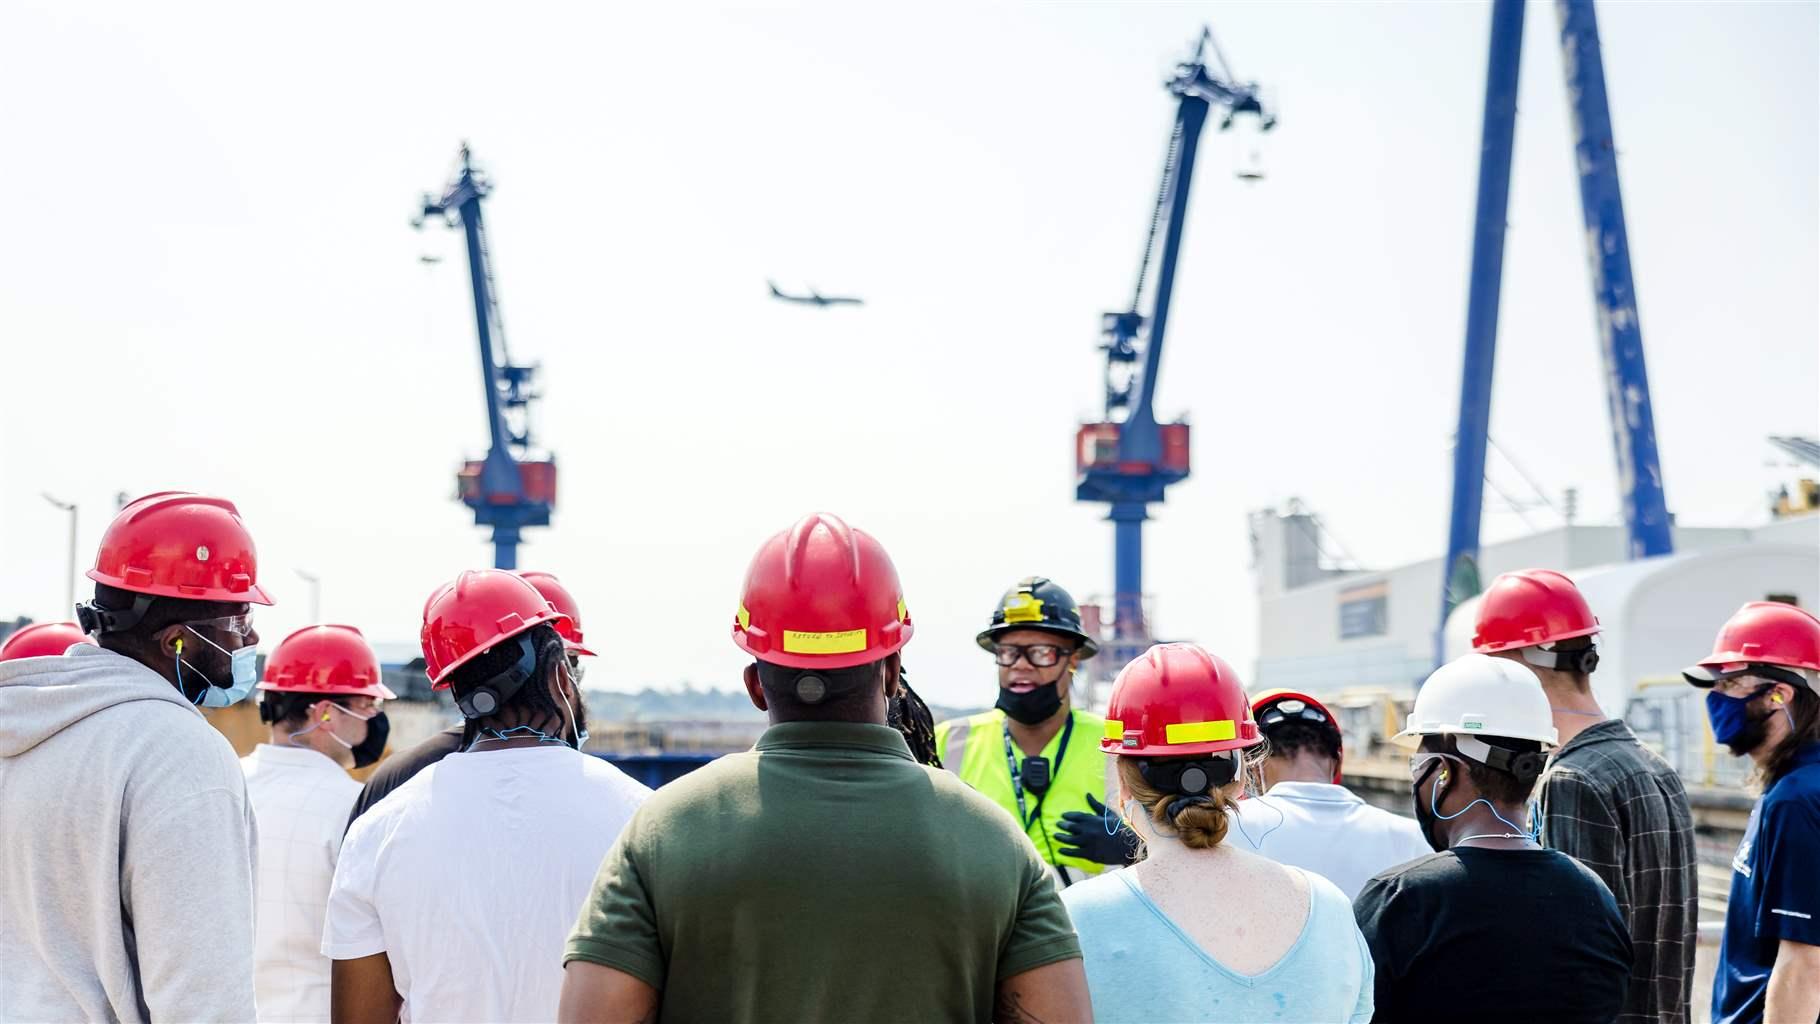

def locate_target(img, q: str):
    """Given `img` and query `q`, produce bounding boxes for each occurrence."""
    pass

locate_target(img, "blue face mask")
[1703,687,1761,745]
[176,627,260,709]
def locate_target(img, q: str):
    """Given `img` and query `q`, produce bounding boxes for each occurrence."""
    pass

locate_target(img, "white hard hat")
[1392,653,1559,750]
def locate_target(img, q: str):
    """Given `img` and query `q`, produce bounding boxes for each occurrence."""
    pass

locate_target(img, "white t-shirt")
[322,746,650,1024]
[241,743,362,1023]
[1226,781,1433,900]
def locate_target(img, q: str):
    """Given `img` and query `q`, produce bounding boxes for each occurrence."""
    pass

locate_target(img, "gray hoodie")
[0,643,258,1023]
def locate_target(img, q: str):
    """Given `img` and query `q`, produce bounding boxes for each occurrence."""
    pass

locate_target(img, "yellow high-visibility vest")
[935,706,1111,881]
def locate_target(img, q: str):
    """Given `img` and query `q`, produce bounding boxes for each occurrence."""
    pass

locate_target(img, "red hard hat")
[517,571,596,656]
[1251,687,1344,783]
[731,513,913,670]
[259,625,396,699]
[1103,643,1263,758]
[421,570,570,688]
[1471,568,1599,653]
[0,622,92,661]
[87,492,273,605]
[1683,602,1820,690]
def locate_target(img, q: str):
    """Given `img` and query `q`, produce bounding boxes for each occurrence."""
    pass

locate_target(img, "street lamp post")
[41,494,77,618]
[295,569,322,623]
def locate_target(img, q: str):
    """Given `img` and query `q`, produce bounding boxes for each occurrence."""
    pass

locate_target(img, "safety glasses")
[187,614,255,640]
[1258,698,1330,728]
[993,643,1067,668]
[1407,753,1456,781]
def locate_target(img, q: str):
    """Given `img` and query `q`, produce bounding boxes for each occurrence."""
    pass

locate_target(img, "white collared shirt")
[1227,780,1432,901]
[241,743,362,1023]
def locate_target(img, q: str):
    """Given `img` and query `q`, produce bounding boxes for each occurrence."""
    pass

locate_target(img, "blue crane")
[1438,0,1673,658]
[416,144,555,570]
[1077,30,1275,669]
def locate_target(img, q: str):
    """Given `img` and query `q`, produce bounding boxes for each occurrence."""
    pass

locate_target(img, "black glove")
[1056,793,1139,865]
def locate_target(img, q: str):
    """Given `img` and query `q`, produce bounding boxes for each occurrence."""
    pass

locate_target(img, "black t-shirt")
[344,725,464,830]
[1354,847,1632,1024]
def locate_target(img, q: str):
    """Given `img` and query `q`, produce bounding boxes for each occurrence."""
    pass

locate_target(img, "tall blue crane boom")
[1077,30,1274,668]
[1438,0,1672,656]
[416,144,555,570]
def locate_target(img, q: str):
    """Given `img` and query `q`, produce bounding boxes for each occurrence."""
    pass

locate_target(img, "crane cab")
[457,459,558,508]
[1075,422,1191,478]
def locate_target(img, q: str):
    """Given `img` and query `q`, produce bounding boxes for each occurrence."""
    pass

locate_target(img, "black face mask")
[347,711,390,769]
[997,682,1063,725]
[1410,759,1449,853]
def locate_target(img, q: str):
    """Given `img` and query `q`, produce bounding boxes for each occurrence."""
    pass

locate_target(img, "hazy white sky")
[3,2,1815,709]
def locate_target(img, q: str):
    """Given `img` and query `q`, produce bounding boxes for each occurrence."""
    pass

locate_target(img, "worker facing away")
[1352,653,1631,1024]
[324,570,649,1024]
[242,625,394,1023]
[1683,601,1820,1024]
[0,492,267,1022]
[1474,568,1698,1024]
[343,568,594,827]
[1225,687,1429,900]
[935,576,1136,884]
[558,514,1089,1024]
[1064,644,1375,1023]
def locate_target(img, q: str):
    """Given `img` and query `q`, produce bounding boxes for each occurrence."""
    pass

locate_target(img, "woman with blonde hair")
[1061,643,1373,1023]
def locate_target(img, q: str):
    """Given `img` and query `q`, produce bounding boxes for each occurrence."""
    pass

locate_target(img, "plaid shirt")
[1538,719,1699,1024]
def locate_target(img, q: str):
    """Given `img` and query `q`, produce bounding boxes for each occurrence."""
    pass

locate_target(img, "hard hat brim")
[1472,622,1601,654]
[1391,723,1557,750]
[85,569,275,607]
[1681,662,1749,688]
[257,680,398,700]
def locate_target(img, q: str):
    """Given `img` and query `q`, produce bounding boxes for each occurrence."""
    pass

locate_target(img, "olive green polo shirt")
[564,722,1081,1023]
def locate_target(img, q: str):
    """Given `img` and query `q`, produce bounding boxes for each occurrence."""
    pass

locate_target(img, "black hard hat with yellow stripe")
[976,576,1099,658]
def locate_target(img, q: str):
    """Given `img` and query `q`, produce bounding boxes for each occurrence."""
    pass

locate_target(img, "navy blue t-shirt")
[1714,742,1820,1024]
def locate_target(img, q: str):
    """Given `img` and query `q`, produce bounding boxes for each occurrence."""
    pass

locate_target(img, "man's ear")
[157,624,185,659]
[550,656,579,703]
[742,663,768,712]
[882,653,902,700]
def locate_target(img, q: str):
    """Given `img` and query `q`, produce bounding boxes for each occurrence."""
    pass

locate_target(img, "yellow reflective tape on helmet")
[897,597,908,622]
[737,605,751,630]
[1002,592,1045,624]
[1104,719,1124,741]
[782,628,867,655]
[1165,719,1237,744]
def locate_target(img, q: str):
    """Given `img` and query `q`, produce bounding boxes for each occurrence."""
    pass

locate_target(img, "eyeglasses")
[1258,698,1330,729]
[993,643,1069,668]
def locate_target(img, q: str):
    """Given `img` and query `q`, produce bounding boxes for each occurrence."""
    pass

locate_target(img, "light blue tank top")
[1061,865,1374,1023]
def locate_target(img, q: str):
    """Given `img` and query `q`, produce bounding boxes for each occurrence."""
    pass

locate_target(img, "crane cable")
[474,215,513,369]
[1129,116,1184,315]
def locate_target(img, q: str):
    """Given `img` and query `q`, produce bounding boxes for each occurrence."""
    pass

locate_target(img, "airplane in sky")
[768,280,863,307]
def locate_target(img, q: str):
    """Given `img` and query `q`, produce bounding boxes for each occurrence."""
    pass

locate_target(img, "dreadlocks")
[889,666,941,769]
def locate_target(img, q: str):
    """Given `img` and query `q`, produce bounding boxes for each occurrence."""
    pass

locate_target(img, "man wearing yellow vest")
[936,577,1137,885]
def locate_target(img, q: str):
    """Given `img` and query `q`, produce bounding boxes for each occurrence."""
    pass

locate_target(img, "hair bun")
[1165,795,1216,820]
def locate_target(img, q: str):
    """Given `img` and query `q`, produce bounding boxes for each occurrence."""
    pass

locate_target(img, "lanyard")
[1003,710,1074,829]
